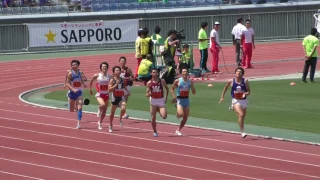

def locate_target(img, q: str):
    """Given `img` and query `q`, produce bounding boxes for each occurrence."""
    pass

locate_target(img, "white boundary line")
[0,170,45,180]
[18,83,320,147]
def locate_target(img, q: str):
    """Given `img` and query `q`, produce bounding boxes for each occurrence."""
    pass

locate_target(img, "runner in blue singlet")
[219,67,251,138]
[65,60,87,129]
[171,66,196,136]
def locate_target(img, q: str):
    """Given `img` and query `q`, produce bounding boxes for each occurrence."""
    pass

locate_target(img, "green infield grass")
[45,79,320,134]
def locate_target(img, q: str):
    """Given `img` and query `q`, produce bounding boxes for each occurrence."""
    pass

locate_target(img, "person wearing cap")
[302,27,319,83]
[240,19,255,69]
[198,22,210,73]
[232,17,246,66]
[210,22,222,74]
[135,28,143,79]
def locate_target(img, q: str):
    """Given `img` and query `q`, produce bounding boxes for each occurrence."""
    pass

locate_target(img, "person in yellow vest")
[178,44,194,72]
[163,29,179,66]
[138,54,155,85]
[198,22,210,73]
[135,28,144,79]
[139,28,154,59]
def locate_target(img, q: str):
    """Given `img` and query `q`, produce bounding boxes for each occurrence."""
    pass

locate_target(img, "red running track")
[0,48,320,179]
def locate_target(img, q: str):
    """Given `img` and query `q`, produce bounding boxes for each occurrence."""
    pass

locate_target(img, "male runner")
[119,56,134,119]
[108,66,131,133]
[89,62,111,130]
[219,67,250,138]
[64,68,87,108]
[170,66,196,136]
[65,60,87,129]
[146,68,169,137]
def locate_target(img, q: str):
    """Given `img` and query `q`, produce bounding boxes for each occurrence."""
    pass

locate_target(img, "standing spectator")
[135,28,143,79]
[302,28,319,83]
[232,17,246,66]
[210,22,222,74]
[198,22,210,73]
[241,19,255,68]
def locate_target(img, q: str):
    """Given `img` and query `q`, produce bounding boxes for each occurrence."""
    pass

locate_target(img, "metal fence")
[0,9,316,54]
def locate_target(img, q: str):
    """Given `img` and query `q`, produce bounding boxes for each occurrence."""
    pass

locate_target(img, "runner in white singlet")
[90,62,111,130]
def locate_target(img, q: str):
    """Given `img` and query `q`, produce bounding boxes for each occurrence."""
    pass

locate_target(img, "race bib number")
[234,92,244,99]
[180,90,189,97]
[100,85,108,91]
[114,89,124,97]
[152,92,163,99]
[73,82,81,87]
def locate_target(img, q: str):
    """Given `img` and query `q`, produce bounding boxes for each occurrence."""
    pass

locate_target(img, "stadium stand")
[0,0,316,15]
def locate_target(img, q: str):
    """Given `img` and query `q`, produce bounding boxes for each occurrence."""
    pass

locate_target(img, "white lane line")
[0,135,263,180]
[0,146,193,180]
[0,116,319,168]
[0,170,45,180]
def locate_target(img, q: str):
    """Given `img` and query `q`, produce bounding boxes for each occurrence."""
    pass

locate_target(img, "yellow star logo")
[45,30,56,43]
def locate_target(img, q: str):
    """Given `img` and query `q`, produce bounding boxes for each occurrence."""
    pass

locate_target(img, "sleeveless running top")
[149,79,164,99]
[96,73,111,94]
[120,67,133,86]
[176,77,191,98]
[111,77,125,98]
[70,70,82,90]
[231,78,247,99]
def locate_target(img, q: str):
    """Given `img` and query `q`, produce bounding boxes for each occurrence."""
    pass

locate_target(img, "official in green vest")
[302,27,319,83]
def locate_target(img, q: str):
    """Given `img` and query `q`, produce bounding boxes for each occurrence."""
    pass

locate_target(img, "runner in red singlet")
[146,68,169,137]
[89,62,111,130]
[119,56,134,119]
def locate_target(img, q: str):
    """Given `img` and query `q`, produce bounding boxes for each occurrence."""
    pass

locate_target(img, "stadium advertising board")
[27,19,139,47]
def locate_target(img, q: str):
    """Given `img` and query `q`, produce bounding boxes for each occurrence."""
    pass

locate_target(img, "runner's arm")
[127,68,135,82]
[219,80,232,103]
[64,70,71,88]
[81,72,88,81]
[89,74,99,91]
[244,79,250,96]
[124,85,131,97]
[108,79,119,92]
[80,71,87,87]
[65,72,76,92]
[161,79,169,102]
[170,79,179,99]
[190,81,196,95]
[146,81,151,97]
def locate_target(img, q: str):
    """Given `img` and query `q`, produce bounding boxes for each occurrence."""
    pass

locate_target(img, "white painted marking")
[0,135,263,180]
[0,107,319,157]
[0,146,193,180]
[0,170,45,180]
[0,158,118,180]
[2,125,315,178]
[1,116,319,168]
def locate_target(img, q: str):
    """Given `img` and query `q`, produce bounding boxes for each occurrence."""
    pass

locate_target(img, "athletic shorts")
[124,86,131,96]
[68,90,83,101]
[95,92,109,101]
[150,97,165,107]
[232,98,248,109]
[177,98,189,108]
[111,96,124,106]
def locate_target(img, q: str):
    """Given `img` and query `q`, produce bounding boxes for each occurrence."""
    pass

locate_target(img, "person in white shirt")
[210,22,222,74]
[240,19,255,68]
[231,17,246,66]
